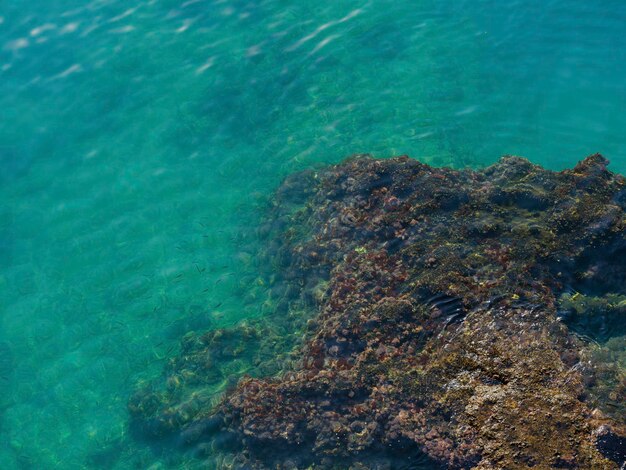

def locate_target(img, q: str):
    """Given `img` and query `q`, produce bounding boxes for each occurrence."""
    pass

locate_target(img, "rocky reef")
[130,154,626,469]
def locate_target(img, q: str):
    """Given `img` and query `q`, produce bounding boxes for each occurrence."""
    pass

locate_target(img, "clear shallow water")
[0,0,625,468]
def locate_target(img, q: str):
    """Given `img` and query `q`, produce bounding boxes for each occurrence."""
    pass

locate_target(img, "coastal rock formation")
[130,154,626,469]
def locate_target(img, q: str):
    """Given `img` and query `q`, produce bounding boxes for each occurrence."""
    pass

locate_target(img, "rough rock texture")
[130,154,626,469]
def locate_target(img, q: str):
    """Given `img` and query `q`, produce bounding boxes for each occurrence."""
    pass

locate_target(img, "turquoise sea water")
[1,1,625,468]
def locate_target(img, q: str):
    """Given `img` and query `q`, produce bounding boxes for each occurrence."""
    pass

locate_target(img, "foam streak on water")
[0,0,625,468]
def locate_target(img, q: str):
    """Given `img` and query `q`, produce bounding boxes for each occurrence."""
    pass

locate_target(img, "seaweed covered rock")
[131,154,626,469]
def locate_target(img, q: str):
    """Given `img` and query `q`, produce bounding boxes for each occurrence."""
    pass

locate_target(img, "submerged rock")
[131,154,626,469]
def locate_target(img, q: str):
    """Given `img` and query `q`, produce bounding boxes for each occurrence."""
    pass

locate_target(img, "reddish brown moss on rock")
[131,154,626,469]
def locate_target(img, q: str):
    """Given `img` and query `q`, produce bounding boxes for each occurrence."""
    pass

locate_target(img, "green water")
[1,0,625,468]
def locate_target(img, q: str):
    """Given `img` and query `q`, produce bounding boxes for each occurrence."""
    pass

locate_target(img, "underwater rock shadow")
[130,153,626,469]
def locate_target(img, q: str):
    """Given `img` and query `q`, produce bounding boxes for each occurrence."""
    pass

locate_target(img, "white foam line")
[30,23,57,37]
[285,21,334,52]
[337,8,363,24]
[176,18,194,33]
[109,25,136,34]
[4,38,30,52]
[285,7,364,53]
[60,22,80,34]
[309,34,340,56]
[108,7,138,23]
[195,56,215,75]
[49,64,83,81]
[80,23,100,38]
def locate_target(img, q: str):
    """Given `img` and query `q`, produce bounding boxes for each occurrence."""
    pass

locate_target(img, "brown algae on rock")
[130,154,626,469]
